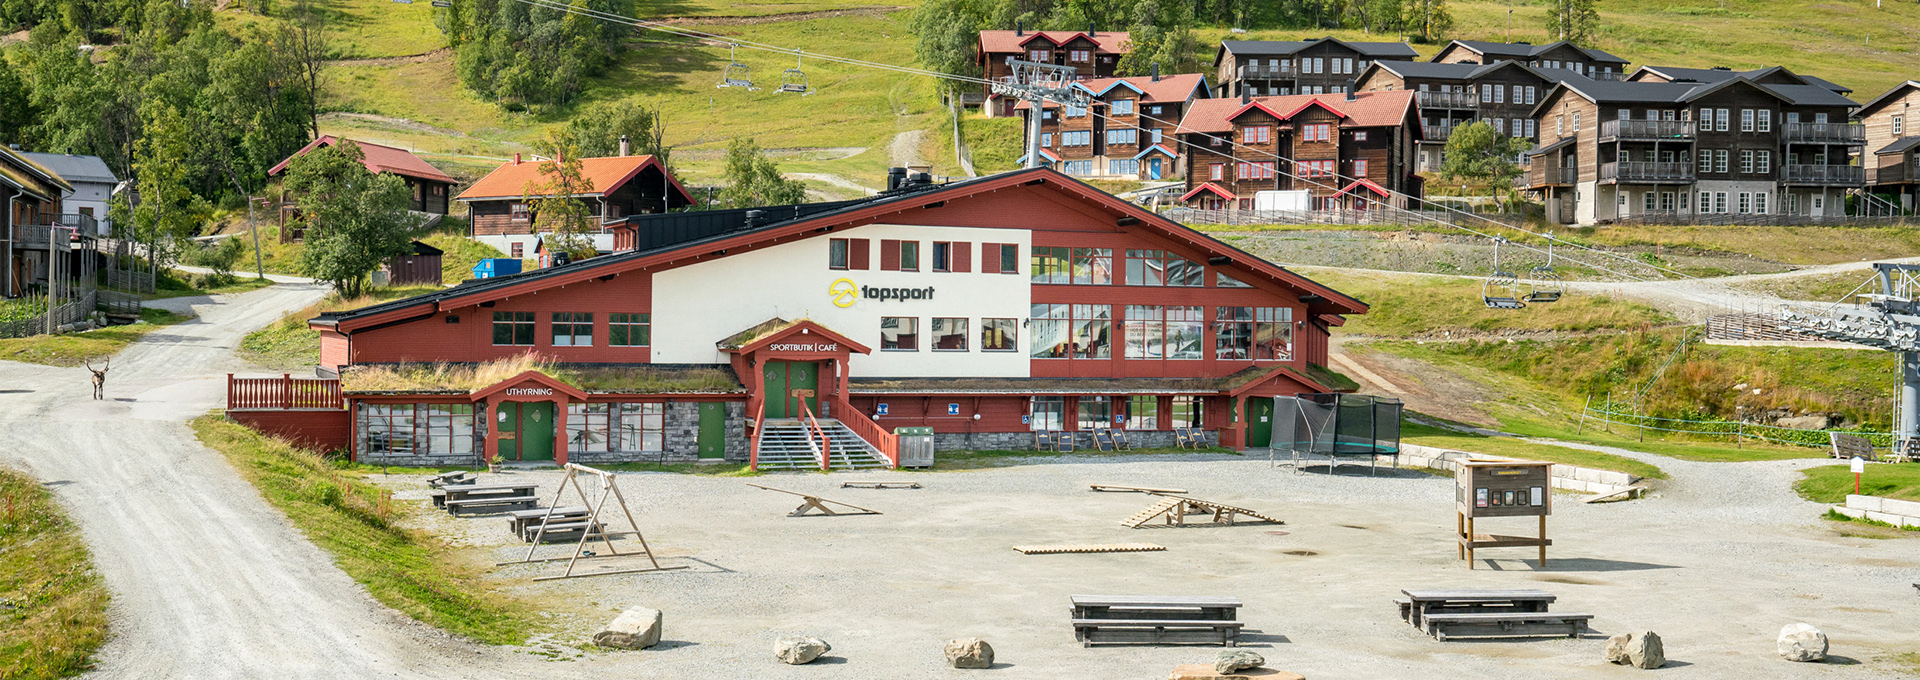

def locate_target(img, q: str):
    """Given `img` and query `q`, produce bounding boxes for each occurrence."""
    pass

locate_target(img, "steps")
[754,419,891,471]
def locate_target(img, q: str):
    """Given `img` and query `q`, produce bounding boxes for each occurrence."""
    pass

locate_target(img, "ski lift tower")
[1779,263,1920,454]
[993,58,1090,169]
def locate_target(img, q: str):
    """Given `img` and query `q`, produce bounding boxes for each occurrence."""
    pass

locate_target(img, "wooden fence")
[0,290,98,339]
[228,374,344,410]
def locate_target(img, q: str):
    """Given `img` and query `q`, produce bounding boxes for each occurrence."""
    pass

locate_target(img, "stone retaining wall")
[1396,443,1641,496]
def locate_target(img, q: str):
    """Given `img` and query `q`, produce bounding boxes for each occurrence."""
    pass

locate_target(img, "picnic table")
[1070,595,1243,647]
[1396,589,1589,641]
[435,482,539,515]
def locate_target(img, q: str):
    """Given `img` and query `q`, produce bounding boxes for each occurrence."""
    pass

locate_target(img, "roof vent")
[1152,63,1160,82]
[887,167,907,191]
[1345,79,1357,101]
[1087,23,1096,38]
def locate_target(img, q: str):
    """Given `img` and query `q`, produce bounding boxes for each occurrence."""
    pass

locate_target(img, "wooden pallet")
[1013,543,1166,555]
[1089,484,1187,494]
[1123,495,1282,528]
[841,481,922,489]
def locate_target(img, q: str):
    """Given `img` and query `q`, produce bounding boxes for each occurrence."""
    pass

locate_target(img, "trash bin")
[895,427,934,468]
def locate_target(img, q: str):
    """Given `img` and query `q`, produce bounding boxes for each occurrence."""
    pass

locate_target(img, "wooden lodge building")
[1,144,80,299]
[1852,80,1920,212]
[977,27,1131,117]
[1212,38,1418,100]
[268,136,457,243]
[1172,90,1423,211]
[1014,72,1210,180]
[1355,59,1575,172]
[457,145,694,258]
[1427,40,1629,81]
[227,168,1366,469]
[1522,67,1863,225]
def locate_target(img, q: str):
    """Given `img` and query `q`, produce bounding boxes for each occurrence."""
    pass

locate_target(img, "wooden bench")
[1071,595,1242,621]
[1399,589,1555,629]
[435,483,538,509]
[1089,484,1188,494]
[445,494,539,514]
[1419,611,1594,641]
[1071,618,1243,647]
[425,471,477,488]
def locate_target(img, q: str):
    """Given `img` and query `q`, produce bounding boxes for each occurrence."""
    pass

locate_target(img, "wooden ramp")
[1014,543,1165,555]
[1089,483,1187,494]
[841,480,922,489]
[746,482,882,517]
[1123,495,1282,528]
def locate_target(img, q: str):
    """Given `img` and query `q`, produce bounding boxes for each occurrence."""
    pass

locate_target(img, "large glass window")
[931,318,969,351]
[899,241,920,271]
[618,403,664,451]
[1126,395,1158,430]
[981,318,1017,352]
[1031,247,1072,284]
[551,312,592,347]
[1166,306,1203,359]
[1216,307,1253,360]
[1030,304,1070,358]
[1170,396,1203,429]
[364,404,415,454]
[881,317,919,351]
[609,313,650,347]
[1071,248,1114,284]
[932,242,951,272]
[1125,250,1204,287]
[1256,307,1294,360]
[1124,305,1165,359]
[425,404,474,454]
[1072,304,1111,358]
[999,244,1019,273]
[1030,396,1065,431]
[566,403,611,452]
[1077,396,1113,430]
[492,311,534,346]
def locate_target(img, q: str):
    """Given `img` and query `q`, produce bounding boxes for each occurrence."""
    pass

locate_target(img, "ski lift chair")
[778,54,812,95]
[717,44,758,91]
[1524,242,1564,304]
[1483,238,1527,310]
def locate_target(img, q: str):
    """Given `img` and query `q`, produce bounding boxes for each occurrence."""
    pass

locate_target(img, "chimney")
[1152,63,1160,82]
[1345,79,1357,101]
[618,135,630,157]
[887,167,907,191]
[512,153,521,165]
[1015,22,1022,37]
[1087,23,1096,38]
[1241,89,1251,104]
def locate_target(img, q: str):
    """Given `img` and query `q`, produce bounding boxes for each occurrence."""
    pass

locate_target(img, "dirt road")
[0,284,533,679]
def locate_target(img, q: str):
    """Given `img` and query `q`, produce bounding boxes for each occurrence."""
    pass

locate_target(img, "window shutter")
[880,239,900,271]
[849,238,870,270]
[953,241,972,272]
[981,243,1002,274]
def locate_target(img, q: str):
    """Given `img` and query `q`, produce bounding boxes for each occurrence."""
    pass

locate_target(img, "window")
[1302,123,1332,142]
[425,404,474,455]
[1661,192,1676,212]
[364,404,415,454]
[609,313,649,347]
[510,242,524,258]
[1245,125,1271,143]
[551,312,592,346]
[1072,248,1113,284]
[1064,105,1087,118]
[1109,159,1138,175]
[1494,118,1505,135]
[829,238,849,269]
[1572,113,1581,131]
[1481,86,1493,103]
[1698,152,1713,173]
[1111,99,1133,115]
[1126,395,1158,430]
[1215,307,1293,360]
[1170,395,1203,428]
[566,403,611,453]
[1071,304,1111,358]
[994,243,1019,274]
[1617,108,1630,121]
[1740,150,1754,174]
[1525,86,1536,105]
[1041,133,1052,147]
[510,203,530,221]
[1063,160,1094,175]
[1237,162,1276,180]
[1754,191,1769,214]
[1493,86,1504,104]
[1513,85,1523,103]
[1353,131,1367,142]
[1209,164,1224,181]
[1029,303,1109,359]
[1124,305,1165,359]
[1302,160,1336,177]
[1737,192,1751,214]
[1741,109,1755,132]
[1698,191,1711,214]
[1077,396,1113,430]
[1030,304,1071,358]
[1716,108,1729,132]
[880,317,918,351]
[1353,159,1369,177]
[981,318,1017,352]
[1030,396,1065,431]
[1815,112,1829,124]
[1715,150,1729,173]
[1150,129,1162,144]
[1757,109,1771,132]
[1644,192,1656,212]
[1757,150,1771,174]
[1714,192,1728,213]
[1217,272,1252,288]
[899,240,919,271]
[618,403,664,451]
[1070,49,1090,62]
[1527,119,1537,137]
[492,311,534,346]
[931,318,968,350]
[1896,115,1907,136]
[1125,249,1203,287]
[1028,49,1047,61]
[932,242,951,272]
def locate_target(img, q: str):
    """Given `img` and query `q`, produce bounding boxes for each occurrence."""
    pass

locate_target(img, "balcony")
[1237,64,1294,80]
[1415,90,1478,110]
[1599,119,1696,141]
[1599,161,1695,184]
[1529,165,1574,187]
[1423,125,1453,141]
[1782,122,1866,144]
[1780,164,1866,186]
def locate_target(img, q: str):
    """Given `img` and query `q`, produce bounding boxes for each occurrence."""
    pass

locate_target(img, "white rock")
[1777,623,1827,662]
[1605,631,1665,669]
[591,607,661,650]
[944,637,993,669]
[774,636,830,664]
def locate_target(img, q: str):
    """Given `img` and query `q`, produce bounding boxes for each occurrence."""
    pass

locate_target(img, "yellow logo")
[828,278,858,308]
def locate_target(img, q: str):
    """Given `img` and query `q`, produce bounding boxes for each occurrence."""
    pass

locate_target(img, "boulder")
[591,607,662,650]
[1215,650,1266,674]
[1777,414,1832,430]
[1604,631,1665,669]
[943,638,994,669]
[1777,623,1827,662]
[774,636,831,665]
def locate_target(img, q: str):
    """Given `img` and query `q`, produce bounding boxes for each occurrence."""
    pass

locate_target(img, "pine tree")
[1543,0,1599,43]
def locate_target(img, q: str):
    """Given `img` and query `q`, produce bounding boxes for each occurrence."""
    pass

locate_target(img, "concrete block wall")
[1397,443,1641,495]
[1836,494,1920,528]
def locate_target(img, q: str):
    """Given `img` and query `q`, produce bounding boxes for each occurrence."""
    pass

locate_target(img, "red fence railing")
[836,399,898,469]
[227,374,344,410]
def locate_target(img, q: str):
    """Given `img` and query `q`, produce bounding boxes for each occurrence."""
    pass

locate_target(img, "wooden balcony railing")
[1600,161,1695,183]
[227,374,344,410]
[1529,165,1573,186]
[1781,164,1866,185]
[1423,125,1453,141]
[1599,119,1696,140]
[1237,64,1294,80]
[1782,122,1865,144]
[1415,90,1478,110]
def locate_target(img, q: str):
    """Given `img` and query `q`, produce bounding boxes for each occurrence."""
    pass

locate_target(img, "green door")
[786,361,818,417]
[697,402,727,459]
[518,402,555,460]
[762,361,789,418]
[496,402,520,460]
[1247,398,1275,448]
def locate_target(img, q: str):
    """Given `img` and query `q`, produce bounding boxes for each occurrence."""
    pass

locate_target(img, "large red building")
[289,168,1365,469]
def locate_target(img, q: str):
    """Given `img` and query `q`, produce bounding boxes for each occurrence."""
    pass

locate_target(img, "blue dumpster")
[472,258,523,279]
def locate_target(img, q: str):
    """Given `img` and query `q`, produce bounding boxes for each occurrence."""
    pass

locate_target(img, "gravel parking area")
[375,452,1920,679]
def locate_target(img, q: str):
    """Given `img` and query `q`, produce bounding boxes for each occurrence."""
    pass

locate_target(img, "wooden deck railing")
[835,400,899,469]
[227,374,343,409]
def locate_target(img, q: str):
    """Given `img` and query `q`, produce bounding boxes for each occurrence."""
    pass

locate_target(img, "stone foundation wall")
[724,402,750,462]
[931,429,1218,452]
[662,402,701,462]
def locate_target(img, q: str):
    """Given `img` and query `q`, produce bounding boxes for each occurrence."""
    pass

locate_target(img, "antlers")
[83,357,109,375]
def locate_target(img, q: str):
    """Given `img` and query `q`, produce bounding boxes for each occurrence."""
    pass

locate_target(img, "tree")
[444,0,635,109]
[1543,0,1598,43]
[1404,0,1453,43]
[1115,0,1202,76]
[1437,121,1533,208]
[718,137,807,209]
[128,104,205,267]
[285,142,418,297]
[540,98,672,167]
[911,0,989,93]
[286,0,328,139]
[0,57,31,146]
[520,141,600,259]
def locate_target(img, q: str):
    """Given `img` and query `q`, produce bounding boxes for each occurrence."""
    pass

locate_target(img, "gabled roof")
[978,30,1131,56]
[312,167,1368,334]
[1533,72,1855,116]
[1854,81,1920,119]
[16,152,117,185]
[1876,136,1920,156]
[1435,40,1626,65]
[1332,179,1391,198]
[1132,144,1178,160]
[454,154,694,205]
[1017,73,1210,111]
[1364,58,1563,84]
[1016,148,1061,165]
[719,318,873,355]
[1215,37,1418,67]
[1630,65,1852,95]
[1179,182,1236,202]
[0,145,73,200]
[1175,90,1415,134]
[267,136,456,184]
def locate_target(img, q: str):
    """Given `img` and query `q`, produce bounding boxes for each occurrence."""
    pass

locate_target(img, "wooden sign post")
[1455,459,1553,569]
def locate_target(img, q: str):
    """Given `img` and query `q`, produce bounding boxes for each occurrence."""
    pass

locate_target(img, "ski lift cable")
[501,0,1724,295]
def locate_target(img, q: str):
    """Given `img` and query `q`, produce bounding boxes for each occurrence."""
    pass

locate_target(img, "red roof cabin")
[978,27,1131,116]
[456,144,694,260]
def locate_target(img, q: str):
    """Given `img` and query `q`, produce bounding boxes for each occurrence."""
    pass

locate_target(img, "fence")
[0,290,97,339]
[228,374,345,410]
[1608,213,1914,227]
[1165,207,1526,229]
[1579,398,1889,450]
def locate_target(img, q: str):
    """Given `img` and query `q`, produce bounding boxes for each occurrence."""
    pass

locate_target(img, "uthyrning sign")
[505,387,554,396]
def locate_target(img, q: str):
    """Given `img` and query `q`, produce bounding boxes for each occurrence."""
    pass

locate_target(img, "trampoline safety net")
[1274,393,1404,459]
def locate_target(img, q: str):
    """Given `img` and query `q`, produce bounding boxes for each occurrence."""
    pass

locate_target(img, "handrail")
[748,399,765,472]
[834,398,900,469]
[800,399,831,471]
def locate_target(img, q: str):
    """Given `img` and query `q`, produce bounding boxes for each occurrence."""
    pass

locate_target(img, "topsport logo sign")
[828,278,935,308]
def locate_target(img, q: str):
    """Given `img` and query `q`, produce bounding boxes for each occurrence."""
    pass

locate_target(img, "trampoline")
[1271,393,1404,475]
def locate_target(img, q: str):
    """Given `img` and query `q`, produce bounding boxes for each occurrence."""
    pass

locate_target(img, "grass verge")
[1401,421,1667,480]
[0,466,109,680]
[1310,269,1671,338]
[146,269,276,300]
[1796,463,1920,504]
[240,285,443,371]
[0,308,194,367]
[191,415,537,645]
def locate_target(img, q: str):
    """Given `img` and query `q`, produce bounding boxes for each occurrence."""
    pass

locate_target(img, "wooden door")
[761,361,789,418]
[496,402,520,460]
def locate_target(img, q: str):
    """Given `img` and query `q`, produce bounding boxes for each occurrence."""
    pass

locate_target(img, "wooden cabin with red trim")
[1175,90,1423,210]
[978,28,1130,116]
[236,168,1367,470]
[1015,72,1211,180]
[268,136,457,218]
[457,149,694,258]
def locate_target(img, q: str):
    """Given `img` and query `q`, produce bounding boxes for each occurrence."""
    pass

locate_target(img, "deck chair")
[1094,429,1116,452]
[1173,427,1194,450]
[1056,432,1078,453]
[1112,429,1132,451]
[1034,430,1055,452]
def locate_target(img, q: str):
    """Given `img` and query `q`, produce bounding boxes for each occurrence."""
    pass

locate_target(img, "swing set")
[496,463,688,581]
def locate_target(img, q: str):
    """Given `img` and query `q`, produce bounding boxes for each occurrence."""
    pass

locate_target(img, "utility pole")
[249,196,264,279]
[994,58,1089,170]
